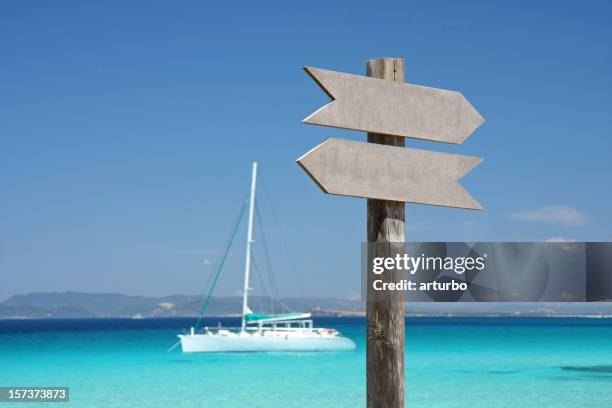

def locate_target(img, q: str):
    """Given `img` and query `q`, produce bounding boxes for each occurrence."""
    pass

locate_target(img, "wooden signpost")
[303,66,483,144]
[298,57,483,407]
[297,138,482,210]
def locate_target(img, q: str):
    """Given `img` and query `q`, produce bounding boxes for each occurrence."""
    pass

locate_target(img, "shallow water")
[2,317,612,407]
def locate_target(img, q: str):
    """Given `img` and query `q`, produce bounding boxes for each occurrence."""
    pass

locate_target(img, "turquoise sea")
[2,317,612,407]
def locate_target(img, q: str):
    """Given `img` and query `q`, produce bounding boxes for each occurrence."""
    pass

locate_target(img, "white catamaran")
[178,162,355,353]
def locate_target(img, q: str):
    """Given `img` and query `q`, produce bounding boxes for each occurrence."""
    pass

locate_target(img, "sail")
[244,312,311,324]
[240,163,310,329]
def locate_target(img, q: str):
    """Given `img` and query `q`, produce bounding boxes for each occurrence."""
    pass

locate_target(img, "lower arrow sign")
[297,138,483,210]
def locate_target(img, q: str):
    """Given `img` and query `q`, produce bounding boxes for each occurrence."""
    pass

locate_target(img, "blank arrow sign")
[297,138,482,210]
[304,67,484,144]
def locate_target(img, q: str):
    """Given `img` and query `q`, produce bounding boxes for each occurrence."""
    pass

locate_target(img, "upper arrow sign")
[297,138,482,210]
[303,67,484,144]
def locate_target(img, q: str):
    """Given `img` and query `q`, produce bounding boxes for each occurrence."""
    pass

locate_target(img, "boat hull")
[178,333,356,353]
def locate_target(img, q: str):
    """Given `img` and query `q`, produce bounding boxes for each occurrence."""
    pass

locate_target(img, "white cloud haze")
[545,237,577,242]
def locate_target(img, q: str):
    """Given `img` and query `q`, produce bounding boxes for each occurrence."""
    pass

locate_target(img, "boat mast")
[241,162,257,332]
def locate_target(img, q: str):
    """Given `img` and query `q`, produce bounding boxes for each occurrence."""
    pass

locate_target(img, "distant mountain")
[3,292,612,319]
[0,292,365,319]
[404,302,612,316]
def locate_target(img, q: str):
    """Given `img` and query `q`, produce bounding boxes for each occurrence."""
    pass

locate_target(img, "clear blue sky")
[1,0,611,301]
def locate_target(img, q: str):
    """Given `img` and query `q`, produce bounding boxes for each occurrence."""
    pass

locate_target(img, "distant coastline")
[3,291,612,320]
[5,313,612,321]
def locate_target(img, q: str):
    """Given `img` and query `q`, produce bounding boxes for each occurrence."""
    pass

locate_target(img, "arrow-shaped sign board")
[303,67,484,144]
[297,138,482,210]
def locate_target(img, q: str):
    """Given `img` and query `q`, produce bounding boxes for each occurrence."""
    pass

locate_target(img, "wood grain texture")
[303,64,484,144]
[366,57,406,408]
[297,138,483,210]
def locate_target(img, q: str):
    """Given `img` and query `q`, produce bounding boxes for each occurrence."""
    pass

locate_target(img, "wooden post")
[366,58,406,408]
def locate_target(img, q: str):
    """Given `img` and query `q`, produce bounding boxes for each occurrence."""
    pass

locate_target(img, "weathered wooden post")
[298,56,484,408]
[365,58,406,408]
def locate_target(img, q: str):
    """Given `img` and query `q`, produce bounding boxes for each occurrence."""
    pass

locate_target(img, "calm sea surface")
[1,317,612,407]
